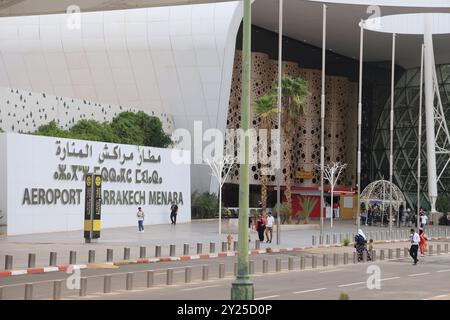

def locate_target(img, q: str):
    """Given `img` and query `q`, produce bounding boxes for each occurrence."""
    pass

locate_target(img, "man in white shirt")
[409,228,420,265]
[137,207,145,233]
[265,211,275,243]
[420,212,428,229]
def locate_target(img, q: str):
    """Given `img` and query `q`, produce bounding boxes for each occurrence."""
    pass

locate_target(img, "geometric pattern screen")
[371,64,450,209]
[225,50,358,189]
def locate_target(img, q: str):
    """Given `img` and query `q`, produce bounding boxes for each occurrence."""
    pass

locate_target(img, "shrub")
[342,238,351,246]
[273,203,291,224]
[339,293,349,300]
[32,111,172,148]
[191,191,220,219]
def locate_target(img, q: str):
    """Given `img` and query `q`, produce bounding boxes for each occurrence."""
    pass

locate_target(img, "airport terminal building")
[1,0,450,233]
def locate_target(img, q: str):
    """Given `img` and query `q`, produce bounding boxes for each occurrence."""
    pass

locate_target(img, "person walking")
[255,213,266,242]
[420,211,428,230]
[409,228,420,265]
[136,207,145,232]
[170,202,179,225]
[265,211,275,243]
[354,229,368,262]
[419,228,428,257]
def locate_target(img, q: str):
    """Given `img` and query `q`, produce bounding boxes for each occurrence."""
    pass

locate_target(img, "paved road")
[2,241,450,300]
[76,254,450,300]
[2,219,447,270]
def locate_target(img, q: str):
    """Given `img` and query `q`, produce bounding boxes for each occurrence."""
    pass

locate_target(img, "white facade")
[0,133,191,235]
[0,1,243,192]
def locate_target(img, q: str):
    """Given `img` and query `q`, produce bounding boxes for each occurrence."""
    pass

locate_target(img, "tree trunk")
[284,119,293,221]
[261,175,268,213]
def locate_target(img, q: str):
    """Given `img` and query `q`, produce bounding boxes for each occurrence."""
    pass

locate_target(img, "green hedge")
[31,111,172,148]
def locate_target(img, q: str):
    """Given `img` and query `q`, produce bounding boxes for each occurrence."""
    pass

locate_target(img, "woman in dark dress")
[255,214,266,242]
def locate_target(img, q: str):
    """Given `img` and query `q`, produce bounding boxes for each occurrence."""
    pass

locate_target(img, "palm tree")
[274,75,309,218]
[254,94,278,213]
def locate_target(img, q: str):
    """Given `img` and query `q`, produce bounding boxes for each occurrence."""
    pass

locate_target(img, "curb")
[1,236,449,278]
[0,264,87,278]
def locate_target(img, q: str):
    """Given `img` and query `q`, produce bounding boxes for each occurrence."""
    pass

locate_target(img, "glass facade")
[371,64,450,210]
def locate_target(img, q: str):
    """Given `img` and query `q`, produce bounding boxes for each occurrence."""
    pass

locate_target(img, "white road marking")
[180,285,220,292]
[338,282,365,288]
[319,269,343,274]
[408,272,430,277]
[293,288,327,294]
[423,294,450,300]
[255,295,280,300]
[380,277,400,281]
[436,269,450,273]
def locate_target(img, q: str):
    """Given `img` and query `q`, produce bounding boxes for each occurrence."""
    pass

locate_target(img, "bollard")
[340,233,343,244]
[319,235,323,245]
[353,252,357,264]
[104,275,112,293]
[28,253,36,268]
[333,254,338,266]
[170,244,176,257]
[166,269,174,285]
[446,228,448,237]
[202,265,209,281]
[219,263,225,279]
[255,240,260,250]
[347,233,351,242]
[323,254,328,267]
[147,271,154,288]
[209,242,215,254]
[288,257,294,270]
[263,259,268,273]
[343,253,348,265]
[363,251,368,262]
[88,250,95,263]
[381,232,385,241]
[106,249,113,262]
[49,252,57,267]
[249,260,255,274]
[69,251,77,265]
[79,278,87,297]
[276,258,282,272]
[0,287,2,300]
[404,248,409,258]
[372,250,376,261]
[300,256,306,270]
[380,249,385,260]
[53,280,62,300]
[326,234,330,245]
[312,256,317,268]
[184,243,190,255]
[233,241,238,251]
[396,248,401,259]
[437,244,441,255]
[155,245,161,257]
[429,245,433,255]
[4,255,12,270]
[312,235,316,246]
[388,249,393,259]
[126,272,133,290]
[445,244,449,253]
[124,248,130,260]
[24,283,33,300]
[234,262,237,276]
[140,246,146,259]
[197,243,203,254]
[375,231,379,241]
[185,267,192,283]
[222,242,227,252]
[333,234,337,244]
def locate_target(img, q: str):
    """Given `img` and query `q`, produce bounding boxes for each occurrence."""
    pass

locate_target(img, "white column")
[424,14,438,213]
[417,44,424,228]
[276,0,283,245]
[389,33,396,234]
[320,4,327,233]
[356,20,364,231]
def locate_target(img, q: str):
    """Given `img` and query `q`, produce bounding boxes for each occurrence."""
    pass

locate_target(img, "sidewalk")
[1,219,448,272]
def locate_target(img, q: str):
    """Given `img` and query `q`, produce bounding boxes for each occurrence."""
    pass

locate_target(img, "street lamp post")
[231,0,254,300]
